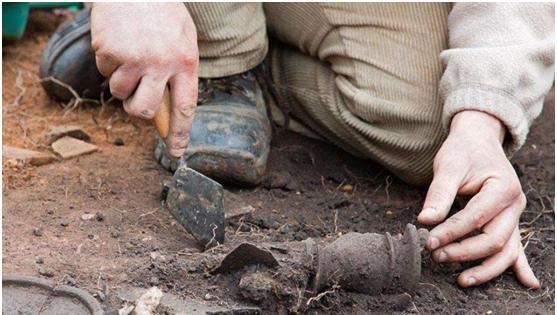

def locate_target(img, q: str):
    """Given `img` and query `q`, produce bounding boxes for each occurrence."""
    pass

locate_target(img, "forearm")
[440,3,555,155]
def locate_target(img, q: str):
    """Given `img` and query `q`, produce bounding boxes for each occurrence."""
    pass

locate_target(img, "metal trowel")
[154,87,225,250]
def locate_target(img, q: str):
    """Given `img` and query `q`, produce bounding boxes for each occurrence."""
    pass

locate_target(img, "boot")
[40,9,271,185]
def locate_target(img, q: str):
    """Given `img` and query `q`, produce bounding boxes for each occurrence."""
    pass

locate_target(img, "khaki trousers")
[185,3,451,185]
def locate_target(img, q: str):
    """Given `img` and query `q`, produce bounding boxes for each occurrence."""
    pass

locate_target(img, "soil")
[2,11,555,315]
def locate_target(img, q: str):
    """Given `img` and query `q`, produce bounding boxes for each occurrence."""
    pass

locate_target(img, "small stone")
[149,276,160,286]
[32,227,44,237]
[38,267,54,277]
[88,234,98,240]
[391,293,412,311]
[385,210,393,215]
[150,252,166,262]
[51,136,98,159]
[46,209,54,215]
[204,293,216,301]
[81,213,95,221]
[60,220,69,227]
[263,171,296,191]
[110,231,120,238]
[95,212,105,222]
[113,138,125,146]
[247,215,279,230]
[44,125,91,144]
[239,271,275,302]
[340,183,353,192]
[91,289,106,301]
[2,145,56,166]
[35,256,44,264]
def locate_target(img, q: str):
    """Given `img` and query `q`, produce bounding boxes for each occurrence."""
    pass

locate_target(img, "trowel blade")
[164,166,224,250]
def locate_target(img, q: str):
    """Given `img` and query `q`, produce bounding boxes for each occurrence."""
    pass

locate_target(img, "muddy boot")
[155,71,272,185]
[40,9,271,185]
[39,9,106,102]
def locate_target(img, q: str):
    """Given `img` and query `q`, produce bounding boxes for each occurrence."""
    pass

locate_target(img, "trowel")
[154,87,225,250]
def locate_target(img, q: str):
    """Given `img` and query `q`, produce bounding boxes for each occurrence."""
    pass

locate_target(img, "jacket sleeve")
[440,3,555,155]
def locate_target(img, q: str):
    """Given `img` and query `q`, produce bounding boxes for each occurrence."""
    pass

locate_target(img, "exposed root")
[385,175,392,205]
[39,76,100,114]
[306,284,340,307]
[8,68,26,107]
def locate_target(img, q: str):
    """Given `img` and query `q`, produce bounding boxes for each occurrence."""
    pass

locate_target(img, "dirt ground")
[2,11,555,315]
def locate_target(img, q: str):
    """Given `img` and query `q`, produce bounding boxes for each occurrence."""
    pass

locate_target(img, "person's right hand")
[91,3,199,157]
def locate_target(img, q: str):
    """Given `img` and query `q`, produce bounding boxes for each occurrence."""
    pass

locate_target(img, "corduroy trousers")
[185,3,451,185]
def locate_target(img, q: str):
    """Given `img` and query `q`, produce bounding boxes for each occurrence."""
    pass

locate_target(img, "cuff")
[442,84,531,156]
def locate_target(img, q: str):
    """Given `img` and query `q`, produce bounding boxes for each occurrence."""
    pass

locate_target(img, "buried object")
[156,88,225,250]
[2,275,104,315]
[307,223,427,294]
[213,224,428,307]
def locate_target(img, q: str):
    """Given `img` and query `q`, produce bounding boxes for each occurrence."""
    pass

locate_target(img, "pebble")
[81,213,95,221]
[247,214,279,230]
[113,138,125,146]
[38,267,54,277]
[149,276,160,286]
[44,125,91,144]
[340,183,353,192]
[263,171,298,191]
[2,145,56,166]
[51,136,98,159]
[60,220,69,227]
[95,212,105,222]
[204,293,216,301]
[35,256,44,264]
[32,227,43,237]
[391,293,412,311]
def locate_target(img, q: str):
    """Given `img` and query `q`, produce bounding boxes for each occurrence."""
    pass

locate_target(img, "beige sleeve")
[440,3,555,154]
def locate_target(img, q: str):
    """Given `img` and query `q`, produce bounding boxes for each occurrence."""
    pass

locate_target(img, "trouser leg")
[185,3,268,78]
[264,3,451,185]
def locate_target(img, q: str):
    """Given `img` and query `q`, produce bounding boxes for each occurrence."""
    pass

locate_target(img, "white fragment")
[81,213,95,221]
[132,286,163,315]
[118,304,134,315]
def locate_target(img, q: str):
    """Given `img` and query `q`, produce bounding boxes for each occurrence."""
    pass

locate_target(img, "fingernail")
[429,237,440,250]
[437,250,448,262]
[420,207,436,219]
[466,277,477,286]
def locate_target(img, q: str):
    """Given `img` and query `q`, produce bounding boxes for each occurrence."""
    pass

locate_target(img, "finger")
[108,67,141,100]
[419,164,465,226]
[513,245,540,289]
[95,54,119,78]
[432,202,521,262]
[123,75,167,120]
[165,72,198,158]
[427,180,516,251]
[457,227,520,287]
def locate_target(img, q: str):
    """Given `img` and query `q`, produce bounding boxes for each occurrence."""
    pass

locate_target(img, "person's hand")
[418,110,540,289]
[91,3,198,157]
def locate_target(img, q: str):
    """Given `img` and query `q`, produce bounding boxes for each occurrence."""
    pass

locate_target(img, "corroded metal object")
[306,224,427,295]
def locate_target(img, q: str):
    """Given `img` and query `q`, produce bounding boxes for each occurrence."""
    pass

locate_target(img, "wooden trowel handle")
[153,87,171,140]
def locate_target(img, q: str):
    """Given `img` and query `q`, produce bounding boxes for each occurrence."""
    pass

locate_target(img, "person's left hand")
[418,110,540,288]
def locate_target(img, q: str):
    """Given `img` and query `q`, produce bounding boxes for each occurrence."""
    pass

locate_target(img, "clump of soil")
[2,10,555,315]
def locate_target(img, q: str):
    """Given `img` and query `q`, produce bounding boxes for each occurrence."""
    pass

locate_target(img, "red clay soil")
[3,11,555,314]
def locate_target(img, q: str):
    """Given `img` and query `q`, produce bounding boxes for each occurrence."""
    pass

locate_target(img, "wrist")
[449,110,506,144]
